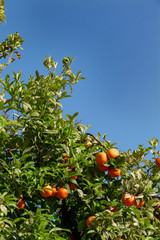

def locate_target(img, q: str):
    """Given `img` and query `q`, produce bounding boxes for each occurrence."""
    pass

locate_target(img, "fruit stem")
[86,133,108,151]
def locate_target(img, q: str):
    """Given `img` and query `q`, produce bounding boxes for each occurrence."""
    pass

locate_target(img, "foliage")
[0,2,160,240]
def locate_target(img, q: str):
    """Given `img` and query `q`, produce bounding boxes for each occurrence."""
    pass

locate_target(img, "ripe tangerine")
[62,153,68,160]
[57,188,69,199]
[97,164,108,172]
[70,175,78,180]
[156,158,160,167]
[17,198,25,210]
[107,148,119,159]
[50,187,57,197]
[85,141,92,147]
[106,206,118,212]
[86,216,96,227]
[122,193,135,207]
[95,152,108,165]
[40,185,53,198]
[108,166,121,177]
[134,199,145,208]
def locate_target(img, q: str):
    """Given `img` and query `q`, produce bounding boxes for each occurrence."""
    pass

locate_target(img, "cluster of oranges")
[95,148,121,177]
[85,148,146,234]
[95,149,145,207]
[121,193,145,208]
[39,154,77,199]
[40,185,69,199]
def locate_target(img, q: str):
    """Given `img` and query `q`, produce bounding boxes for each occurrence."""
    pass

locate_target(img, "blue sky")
[1,0,160,152]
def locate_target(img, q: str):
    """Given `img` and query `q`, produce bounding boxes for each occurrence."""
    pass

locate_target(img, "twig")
[86,133,108,151]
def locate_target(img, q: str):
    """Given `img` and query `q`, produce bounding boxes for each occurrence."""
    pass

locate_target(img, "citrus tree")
[0,1,160,239]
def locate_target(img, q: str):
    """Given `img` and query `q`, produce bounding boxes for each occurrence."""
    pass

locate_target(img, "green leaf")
[22,146,34,155]
[78,219,86,231]
[44,129,58,134]
[0,205,7,215]
[22,101,32,112]
[40,177,44,186]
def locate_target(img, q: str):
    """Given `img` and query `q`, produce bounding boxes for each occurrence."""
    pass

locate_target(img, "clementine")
[57,188,69,199]
[108,166,121,177]
[62,153,68,160]
[17,198,25,209]
[122,193,135,207]
[97,164,108,172]
[107,148,119,159]
[86,216,96,227]
[156,158,160,167]
[50,187,57,197]
[85,141,92,147]
[134,199,145,208]
[95,152,108,165]
[40,185,53,198]
[106,206,118,212]
[70,175,78,180]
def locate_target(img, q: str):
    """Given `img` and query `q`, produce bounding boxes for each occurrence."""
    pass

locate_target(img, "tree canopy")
[0,2,160,239]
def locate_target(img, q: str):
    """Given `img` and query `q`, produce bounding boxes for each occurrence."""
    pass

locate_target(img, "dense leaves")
[0,2,160,239]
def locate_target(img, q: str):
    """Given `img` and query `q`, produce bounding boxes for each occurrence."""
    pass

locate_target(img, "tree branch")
[86,133,108,151]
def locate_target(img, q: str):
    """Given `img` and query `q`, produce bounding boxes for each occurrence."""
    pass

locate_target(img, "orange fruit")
[108,166,121,177]
[107,148,119,159]
[97,164,108,172]
[134,199,145,208]
[40,185,53,198]
[122,193,135,207]
[86,216,96,227]
[70,175,78,180]
[69,182,77,190]
[156,158,160,167]
[57,188,69,199]
[85,141,92,147]
[62,153,68,160]
[17,199,25,209]
[50,187,57,197]
[95,152,108,165]
[106,206,118,212]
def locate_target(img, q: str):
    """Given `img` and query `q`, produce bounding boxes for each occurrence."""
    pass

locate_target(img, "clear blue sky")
[1,0,160,152]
